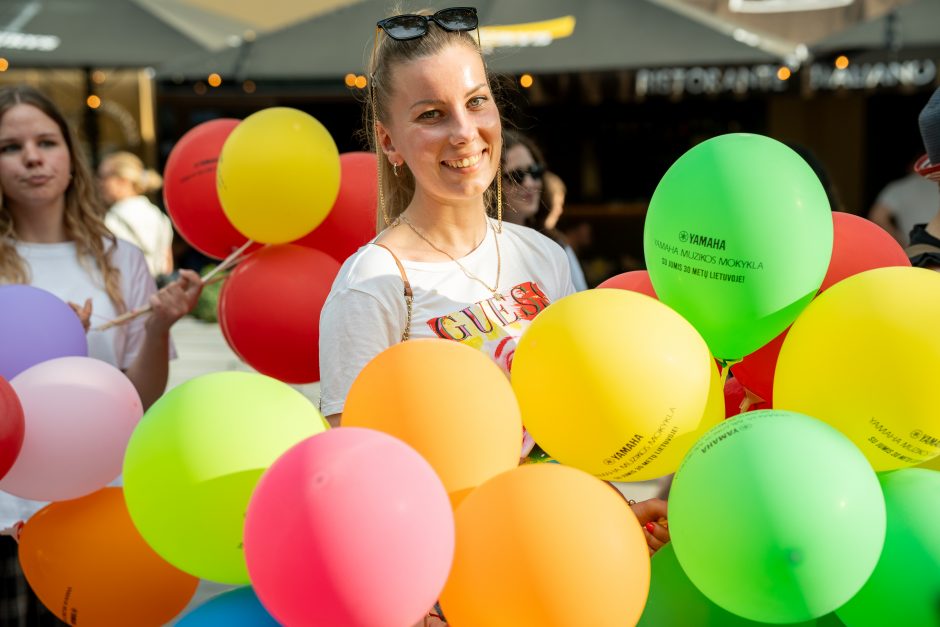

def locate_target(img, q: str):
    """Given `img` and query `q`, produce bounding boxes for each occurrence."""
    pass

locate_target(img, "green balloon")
[669,410,885,624]
[638,543,822,627]
[123,371,327,584]
[836,468,940,627]
[643,134,833,361]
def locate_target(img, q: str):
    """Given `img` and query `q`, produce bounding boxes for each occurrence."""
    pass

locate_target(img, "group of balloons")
[5,116,939,626]
[508,134,940,626]
[162,109,380,384]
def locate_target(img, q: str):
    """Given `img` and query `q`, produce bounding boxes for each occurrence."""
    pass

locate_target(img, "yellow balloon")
[917,455,940,471]
[626,360,725,481]
[217,107,340,244]
[775,267,940,471]
[439,464,650,627]
[512,289,713,482]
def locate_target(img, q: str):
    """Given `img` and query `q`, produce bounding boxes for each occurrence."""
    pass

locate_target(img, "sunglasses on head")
[377,7,479,40]
[502,164,545,185]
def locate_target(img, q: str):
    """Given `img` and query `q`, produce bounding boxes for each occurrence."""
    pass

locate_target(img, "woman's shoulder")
[331,242,409,296]
[107,237,149,268]
[500,221,568,261]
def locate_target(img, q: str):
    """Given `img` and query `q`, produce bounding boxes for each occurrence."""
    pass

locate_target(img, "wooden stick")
[92,240,253,332]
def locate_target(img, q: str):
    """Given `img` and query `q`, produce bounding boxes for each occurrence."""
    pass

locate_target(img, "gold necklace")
[397,214,502,297]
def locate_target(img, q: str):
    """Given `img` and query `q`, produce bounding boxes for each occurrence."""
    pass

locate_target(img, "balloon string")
[91,240,254,332]
[717,358,740,390]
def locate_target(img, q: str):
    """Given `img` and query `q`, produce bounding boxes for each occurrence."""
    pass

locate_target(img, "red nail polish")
[645,522,656,533]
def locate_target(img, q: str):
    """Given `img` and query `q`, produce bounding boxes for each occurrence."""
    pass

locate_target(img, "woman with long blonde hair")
[0,85,200,625]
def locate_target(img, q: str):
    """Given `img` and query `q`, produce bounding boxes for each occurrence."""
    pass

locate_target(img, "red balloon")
[732,213,911,402]
[596,270,657,298]
[219,245,340,384]
[164,119,259,260]
[294,152,378,262]
[0,376,24,480]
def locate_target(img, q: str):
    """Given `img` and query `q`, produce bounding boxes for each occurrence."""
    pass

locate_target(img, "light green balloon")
[669,410,885,624]
[643,133,833,361]
[123,371,327,584]
[836,468,940,627]
[639,543,825,627]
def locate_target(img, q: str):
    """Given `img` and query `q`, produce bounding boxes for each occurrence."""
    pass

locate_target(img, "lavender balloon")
[0,285,87,380]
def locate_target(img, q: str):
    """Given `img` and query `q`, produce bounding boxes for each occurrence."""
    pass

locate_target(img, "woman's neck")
[402,191,490,252]
[9,201,69,243]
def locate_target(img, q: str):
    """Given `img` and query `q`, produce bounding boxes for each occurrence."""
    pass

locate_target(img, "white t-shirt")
[105,195,174,276]
[875,173,940,244]
[319,221,576,416]
[0,238,160,528]
[564,243,589,291]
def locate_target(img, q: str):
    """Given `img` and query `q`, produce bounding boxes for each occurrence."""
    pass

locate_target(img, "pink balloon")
[244,427,454,627]
[0,357,143,501]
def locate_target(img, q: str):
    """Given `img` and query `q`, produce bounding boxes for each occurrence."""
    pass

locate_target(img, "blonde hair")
[366,7,501,233]
[100,151,162,195]
[0,85,126,312]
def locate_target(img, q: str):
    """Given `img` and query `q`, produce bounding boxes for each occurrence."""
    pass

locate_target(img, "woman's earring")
[393,161,401,178]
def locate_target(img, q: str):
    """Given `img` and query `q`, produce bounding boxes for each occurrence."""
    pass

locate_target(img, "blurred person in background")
[869,159,938,246]
[502,130,587,290]
[906,87,940,269]
[98,151,175,282]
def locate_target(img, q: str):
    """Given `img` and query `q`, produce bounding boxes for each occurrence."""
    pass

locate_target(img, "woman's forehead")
[391,44,487,96]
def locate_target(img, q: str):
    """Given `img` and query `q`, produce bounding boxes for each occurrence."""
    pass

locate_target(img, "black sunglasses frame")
[376,7,479,41]
[503,163,545,185]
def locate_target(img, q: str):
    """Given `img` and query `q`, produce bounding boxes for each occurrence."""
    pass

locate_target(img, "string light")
[208,73,222,87]
[520,73,534,88]
[835,55,849,70]
[777,66,792,81]
[354,75,367,89]
[0,58,9,72]
[242,80,256,94]
[344,73,357,87]
[86,95,101,109]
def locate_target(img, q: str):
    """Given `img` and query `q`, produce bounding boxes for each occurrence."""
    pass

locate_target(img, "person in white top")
[319,14,668,624]
[0,84,201,626]
[98,151,174,278]
[868,169,939,245]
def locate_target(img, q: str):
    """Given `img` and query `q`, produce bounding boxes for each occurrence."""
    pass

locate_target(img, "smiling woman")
[319,6,576,418]
[317,9,668,625]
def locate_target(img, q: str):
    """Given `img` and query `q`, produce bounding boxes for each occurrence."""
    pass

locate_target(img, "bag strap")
[372,243,413,342]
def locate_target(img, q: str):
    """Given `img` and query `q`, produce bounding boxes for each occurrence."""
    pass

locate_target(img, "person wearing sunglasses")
[321,6,575,420]
[502,130,588,291]
[318,8,668,613]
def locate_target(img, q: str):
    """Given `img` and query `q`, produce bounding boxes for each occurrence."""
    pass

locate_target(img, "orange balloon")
[439,464,650,627]
[18,488,198,627]
[342,339,522,508]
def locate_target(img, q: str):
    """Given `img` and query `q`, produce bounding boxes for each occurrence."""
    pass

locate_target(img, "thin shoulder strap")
[372,243,413,342]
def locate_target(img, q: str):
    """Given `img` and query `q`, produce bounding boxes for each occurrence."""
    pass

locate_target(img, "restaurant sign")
[636,59,937,97]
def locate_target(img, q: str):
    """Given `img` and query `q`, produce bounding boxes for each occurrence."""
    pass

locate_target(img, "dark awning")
[0,0,209,68]
[157,0,780,81]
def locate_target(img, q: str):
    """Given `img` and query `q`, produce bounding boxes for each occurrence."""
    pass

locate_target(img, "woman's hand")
[68,298,92,333]
[144,269,202,335]
[629,497,670,555]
